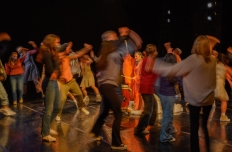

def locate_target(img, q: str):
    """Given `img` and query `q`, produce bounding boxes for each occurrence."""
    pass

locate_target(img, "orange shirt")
[59,57,73,82]
[5,56,25,76]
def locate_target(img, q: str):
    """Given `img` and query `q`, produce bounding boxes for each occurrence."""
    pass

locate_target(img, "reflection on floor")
[0,95,232,152]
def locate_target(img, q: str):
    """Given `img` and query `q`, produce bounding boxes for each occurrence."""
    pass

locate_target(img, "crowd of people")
[0,28,231,151]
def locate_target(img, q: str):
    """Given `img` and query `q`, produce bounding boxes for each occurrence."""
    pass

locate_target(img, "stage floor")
[0,95,232,152]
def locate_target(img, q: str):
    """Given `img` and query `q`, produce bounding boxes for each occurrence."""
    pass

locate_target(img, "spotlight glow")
[167,19,170,23]
[167,10,170,14]
[207,16,212,20]
[207,2,213,8]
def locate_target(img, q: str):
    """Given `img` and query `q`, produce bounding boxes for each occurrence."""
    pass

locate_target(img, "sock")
[221,113,225,116]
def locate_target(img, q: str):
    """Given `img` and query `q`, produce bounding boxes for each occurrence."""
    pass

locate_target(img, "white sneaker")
[0,108,16,116]
[55,116,61,121]
[111,144,128,150]
[83,96,89,106]
[89,133,103,141]
[50,129,58,135]
[73,99,78,109]
[42,135,56,142]
[220,115,230,122]
[81,107,89,115]
[96,95,102,102]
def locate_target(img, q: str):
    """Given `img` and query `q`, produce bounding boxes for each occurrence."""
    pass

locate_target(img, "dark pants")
[135,94,157,132]
[189,104,212,152]
[99,85,122,114]
[91,84,123,146]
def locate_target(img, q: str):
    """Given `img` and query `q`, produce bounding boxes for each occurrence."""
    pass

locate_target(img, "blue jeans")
[0,81,9,106]
[10,74,23,101]
[42,80,61,136]
[159,94,176,142]
[134,94,157,132]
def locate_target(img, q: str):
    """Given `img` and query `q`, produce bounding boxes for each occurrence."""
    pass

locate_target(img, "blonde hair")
[8,52,18,65]
[191,35,211,62]
[145,44,157,56]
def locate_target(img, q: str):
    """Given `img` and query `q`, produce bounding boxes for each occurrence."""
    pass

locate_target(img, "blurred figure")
[152,35,217,152]
[5,52,26,105]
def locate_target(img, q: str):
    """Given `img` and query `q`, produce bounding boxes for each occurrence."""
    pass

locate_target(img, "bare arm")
[68,43,93,60]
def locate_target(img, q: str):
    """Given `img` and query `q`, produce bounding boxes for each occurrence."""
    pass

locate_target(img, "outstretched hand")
[28,41,37,48]
[84,43,93,50]
[0,32,11,41]
[90,50,95,58]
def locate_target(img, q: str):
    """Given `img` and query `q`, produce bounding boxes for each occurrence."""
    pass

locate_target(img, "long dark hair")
[36,34,59,63]
[96,41,116,71]
[218,53,228,65]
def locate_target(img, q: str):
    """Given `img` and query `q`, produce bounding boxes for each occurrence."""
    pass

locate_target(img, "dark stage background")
[0,0,232,99]
[0,0,230,59]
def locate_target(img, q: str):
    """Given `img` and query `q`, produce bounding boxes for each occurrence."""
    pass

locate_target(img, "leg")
[57,82,69,117]
[9,76,17,102]
[159,94,175,142]
[135,94,154,133]
[202,105,212,152]
[188,104,201,152]
[149,94,158,125]
[69,79,84,109]
[98,84,123,146]
[0,81,9,106]
[91,85,100,95]
[91,89,110,136]
[42,80,58,136]
[51,81,61,122]
[17,75,23,102]
[81,87,88,97]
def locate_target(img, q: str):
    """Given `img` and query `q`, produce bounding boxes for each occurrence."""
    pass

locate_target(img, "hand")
[84,43,93,50]
[0,32,11,41]
[0,75,4,81]
[50,72,58,80]
[90,50,95,58]
[28,41,37,48]
[118,27,130,37]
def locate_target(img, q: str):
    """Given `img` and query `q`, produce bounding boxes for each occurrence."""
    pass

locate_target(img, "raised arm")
[28,41,38,55]
[68,43,93,60]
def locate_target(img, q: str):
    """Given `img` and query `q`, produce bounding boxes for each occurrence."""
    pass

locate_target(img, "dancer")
[134,44,158,134]
[16,41,44,97]
[5,51,26,105]
[80,54,101,104]
[150,35,217,152]
[90,27,140,150]
[214,53,230,122]
[56,42,92,121]
[129,51,143,113]
[0,33,16,116]
[39,34,61,142]
[159,53,182,142]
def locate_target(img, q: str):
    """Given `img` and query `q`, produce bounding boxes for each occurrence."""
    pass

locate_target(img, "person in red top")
[134,44,158,134]
[5,51,26,105]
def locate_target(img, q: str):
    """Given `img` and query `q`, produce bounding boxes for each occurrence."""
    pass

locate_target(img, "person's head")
[218,53,228,65]
[164,53,177,64]
[212,50,218,58]
[134,51,143,61]
[118,27,130,37]
[101,31,118,41]
[173,48,182,55]
[145,44,158,57]
[8,52,18,63]
[191,35,211,62]
[40,34,60,61]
